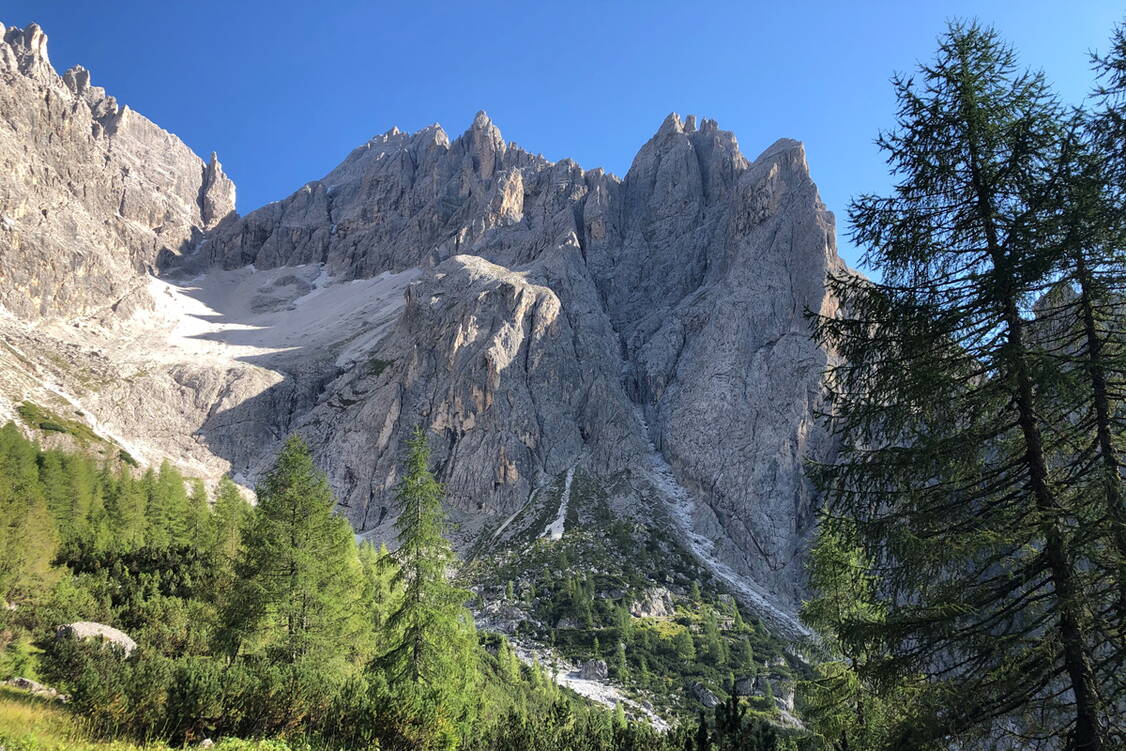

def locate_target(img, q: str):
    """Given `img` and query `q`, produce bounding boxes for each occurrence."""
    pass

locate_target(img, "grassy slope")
[0,686,303,750]
[0,685,153,750]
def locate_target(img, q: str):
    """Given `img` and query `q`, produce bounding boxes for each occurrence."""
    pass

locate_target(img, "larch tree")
[218,434,368,670]
[206,475,249,565]
[808,22,1115,750]
[1085,21,1126,621]
[0,423,58,605]
[144,460,189,548]
[104,466,147,550]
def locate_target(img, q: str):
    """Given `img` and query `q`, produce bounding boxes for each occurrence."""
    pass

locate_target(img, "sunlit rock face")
[0,23,235,322]
[196,111,844,609]
[0,21,843,615]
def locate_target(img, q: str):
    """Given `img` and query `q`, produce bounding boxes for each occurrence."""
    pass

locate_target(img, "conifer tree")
[104,466,147,550]
[672,629,695,661]
[524,581,536,607]
[799,521,923,751]
[0,424,58,604]
[185,478,211,541]
[1032,130,1126,646]
[219,435,367,668]
[496,635,521,684]
[144,460,190,548]
[356,540,396,663]
[1080,21,1126,621]
[38,451,72,538]
[612,640,628,682]
[206,476,247,564]
[378,426,479,747]
[809,22,1114,749]
[65,453,102,544]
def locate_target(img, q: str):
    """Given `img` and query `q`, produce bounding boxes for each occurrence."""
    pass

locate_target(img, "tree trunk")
[966,121,1104,749]
[1073,253,1126,616]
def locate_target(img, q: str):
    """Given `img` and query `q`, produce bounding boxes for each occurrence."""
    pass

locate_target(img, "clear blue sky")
[5,1,1122,269]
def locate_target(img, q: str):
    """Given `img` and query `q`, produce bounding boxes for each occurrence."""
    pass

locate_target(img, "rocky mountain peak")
[0,23,50,77]
[0,23,845,624]
[0,19,233,320]
[656,111,685,136]
[201,151,236,228]
[458,109,507,179]
[471,108,497,131]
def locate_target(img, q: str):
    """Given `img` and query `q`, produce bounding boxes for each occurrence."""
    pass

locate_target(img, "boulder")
[4,676,60,699]
[578,659,608,680]
[56,621,137,655]
[690,682,721,708]
[629,587,675,618]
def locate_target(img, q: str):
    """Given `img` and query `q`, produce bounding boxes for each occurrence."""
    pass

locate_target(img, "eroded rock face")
[0,23,234,321]
[291,253,643,532]
[209,112,841,608]
[0,20,844,619]
[630,587,676,618]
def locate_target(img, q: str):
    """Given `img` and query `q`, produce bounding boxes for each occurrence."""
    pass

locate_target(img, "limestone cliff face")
[0,23,234,321]
[193,112,842,607]
[0,21,843,617]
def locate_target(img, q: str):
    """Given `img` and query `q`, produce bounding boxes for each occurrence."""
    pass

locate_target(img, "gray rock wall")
[0,23,234,321]
[0,21,844,614]
[199,112,843,606]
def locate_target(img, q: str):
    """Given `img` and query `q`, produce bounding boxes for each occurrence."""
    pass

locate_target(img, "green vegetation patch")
[16,402,104,447]
[366,357,392,377]
[463,469,801,720]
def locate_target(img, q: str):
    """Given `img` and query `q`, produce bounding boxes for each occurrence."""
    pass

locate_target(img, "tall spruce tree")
[218,435,368,667]
[809,22,1114,750]
[378,426,479,748]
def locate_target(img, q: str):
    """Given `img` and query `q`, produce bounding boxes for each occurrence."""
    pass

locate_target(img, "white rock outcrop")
[56,621,137,655]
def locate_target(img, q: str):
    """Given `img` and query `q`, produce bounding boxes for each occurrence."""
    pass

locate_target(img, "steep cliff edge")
[0,22,843,621]
[0,22,234,322]
[195,112,842,609]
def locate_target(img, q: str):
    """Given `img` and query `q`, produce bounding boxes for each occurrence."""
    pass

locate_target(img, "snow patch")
[540,465,574,540]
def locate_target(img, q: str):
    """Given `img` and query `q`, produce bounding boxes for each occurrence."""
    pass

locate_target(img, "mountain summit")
[0,22,843,625]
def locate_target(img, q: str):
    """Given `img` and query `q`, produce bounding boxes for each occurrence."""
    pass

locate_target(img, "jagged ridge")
[0,22,843,622]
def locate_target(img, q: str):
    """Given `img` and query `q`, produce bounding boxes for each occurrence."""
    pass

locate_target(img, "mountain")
[0,22,843,628]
